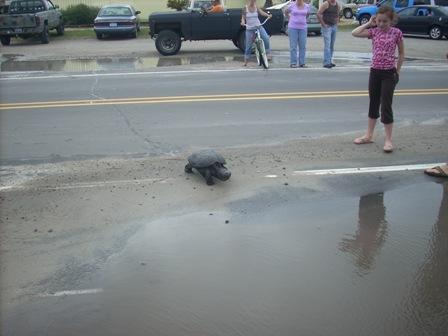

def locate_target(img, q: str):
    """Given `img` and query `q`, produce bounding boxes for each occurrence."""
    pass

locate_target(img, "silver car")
[94,4,141,39]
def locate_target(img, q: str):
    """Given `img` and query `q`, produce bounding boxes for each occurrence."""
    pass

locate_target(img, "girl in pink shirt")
[352,6,405,153]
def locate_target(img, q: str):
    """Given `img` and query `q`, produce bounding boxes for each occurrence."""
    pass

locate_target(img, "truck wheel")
[359,15,370,25]
[429,25,442,40]
[41,25,49,44]
[343,9,353,19]
[236,31,245,52]
[96,32,103,40]
[56,22,65,36]
[155,30,181,56]
[1,36,11,46]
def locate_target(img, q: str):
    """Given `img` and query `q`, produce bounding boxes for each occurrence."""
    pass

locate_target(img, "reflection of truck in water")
[0,0,64,45]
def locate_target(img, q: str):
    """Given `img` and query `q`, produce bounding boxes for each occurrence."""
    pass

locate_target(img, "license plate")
[109,23,117,27]
[15,28,22,33]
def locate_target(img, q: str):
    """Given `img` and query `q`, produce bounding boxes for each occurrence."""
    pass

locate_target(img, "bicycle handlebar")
[243,16,271,30]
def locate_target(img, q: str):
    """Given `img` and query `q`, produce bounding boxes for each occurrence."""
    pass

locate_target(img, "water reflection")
[1,55,245,73]
[339,193,388,275]
[404,182,448,333]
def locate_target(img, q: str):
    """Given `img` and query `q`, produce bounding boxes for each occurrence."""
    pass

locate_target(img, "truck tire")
[1,36,11,46]
[155,30,181,56]
[96,32,103,39]
[41,25,49,44]
[56,22,65,36]
[343,8,353,19]
[359,14,370,25]
[236,30,245,52]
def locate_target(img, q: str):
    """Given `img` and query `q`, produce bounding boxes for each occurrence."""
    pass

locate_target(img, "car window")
[414,0,430,4]
[437,6,448,14]
[99,6,132,16]
[380,0,394,8]
[45,0,53,9]
[398,7,416,15]
[434,0,448,5]
[9,0,44,13]
[395,0,409,8]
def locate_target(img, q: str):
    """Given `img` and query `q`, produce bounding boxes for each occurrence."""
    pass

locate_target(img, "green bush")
[312,0,320,8]
[167,0,188,11]
[61,4,100,26]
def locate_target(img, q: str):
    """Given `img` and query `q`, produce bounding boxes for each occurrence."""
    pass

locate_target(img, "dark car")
[94,4,141,39]
[396,5,448,39]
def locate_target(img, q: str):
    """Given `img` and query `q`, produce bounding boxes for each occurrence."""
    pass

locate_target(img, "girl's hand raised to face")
[368,15,377,27]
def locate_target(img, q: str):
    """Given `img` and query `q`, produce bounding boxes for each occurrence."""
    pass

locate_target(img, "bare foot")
[354,136,373,145]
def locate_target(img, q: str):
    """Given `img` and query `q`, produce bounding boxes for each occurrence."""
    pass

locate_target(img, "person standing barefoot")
[352,6,404,153]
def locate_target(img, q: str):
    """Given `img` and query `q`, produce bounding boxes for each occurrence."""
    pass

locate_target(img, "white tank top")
[245,6,261,29]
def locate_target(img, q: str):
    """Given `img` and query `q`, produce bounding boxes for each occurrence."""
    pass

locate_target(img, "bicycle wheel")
[254,41,261,66]
[257,39,269,69]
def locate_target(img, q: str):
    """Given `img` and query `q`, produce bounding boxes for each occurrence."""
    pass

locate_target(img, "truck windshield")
[8,0,44,13]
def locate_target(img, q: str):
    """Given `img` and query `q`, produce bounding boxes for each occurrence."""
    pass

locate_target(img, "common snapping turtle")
[185,150,231,185]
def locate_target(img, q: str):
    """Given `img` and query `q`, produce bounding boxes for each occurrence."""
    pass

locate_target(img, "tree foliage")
[61,4,100,26]
[167,0,189,11]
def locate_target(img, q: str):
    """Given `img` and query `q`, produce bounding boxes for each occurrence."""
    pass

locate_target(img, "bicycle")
[244,17,271,69]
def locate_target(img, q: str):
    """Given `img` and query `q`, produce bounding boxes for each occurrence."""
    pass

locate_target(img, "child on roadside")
[352,6,405,153]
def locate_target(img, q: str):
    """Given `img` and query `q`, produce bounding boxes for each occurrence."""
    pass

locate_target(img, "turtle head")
[212,162,231,181]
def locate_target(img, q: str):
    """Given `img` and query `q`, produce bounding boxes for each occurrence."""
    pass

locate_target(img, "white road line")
[1,65,447,81]
[38,288,103,297]
[292,163,445,176]
[0,177,170,192]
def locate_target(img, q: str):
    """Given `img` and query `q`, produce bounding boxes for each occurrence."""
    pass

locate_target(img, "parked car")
[266,1,321,35]
[94,4,141,39]
[396,5,448,39]
[0,0,64,45]
[356,0,447,25]
[343,0,376,19]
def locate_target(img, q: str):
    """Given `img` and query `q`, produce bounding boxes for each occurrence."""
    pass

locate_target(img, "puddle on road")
[0,52,433,73]
[5,178,447,336]
[0,55,245,72]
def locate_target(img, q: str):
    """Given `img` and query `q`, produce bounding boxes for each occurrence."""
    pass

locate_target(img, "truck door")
[190,10,232,40]
[45,0,57,28]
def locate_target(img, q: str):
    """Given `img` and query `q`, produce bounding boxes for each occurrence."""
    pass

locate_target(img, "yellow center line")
[1,89,447,110]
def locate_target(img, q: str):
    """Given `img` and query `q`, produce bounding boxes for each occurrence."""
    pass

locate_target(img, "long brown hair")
[377,6,398,25]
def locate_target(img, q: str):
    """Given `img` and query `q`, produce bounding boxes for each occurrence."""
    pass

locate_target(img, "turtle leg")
[198,168,214,185]
[185,163,193,174]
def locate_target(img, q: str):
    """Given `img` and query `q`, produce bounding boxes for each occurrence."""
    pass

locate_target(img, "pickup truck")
[0,0,64,45]
[149,0,284,56]
[355,0,441,24]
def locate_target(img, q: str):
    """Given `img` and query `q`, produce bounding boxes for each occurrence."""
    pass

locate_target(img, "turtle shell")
[187,150,226,168]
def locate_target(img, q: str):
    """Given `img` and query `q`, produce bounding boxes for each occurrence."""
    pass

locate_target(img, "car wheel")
[343,9,353,19]
[1,36,11,46]
[96,32,103,40]
[155,30,181,56]
[40,25,49,44]
[131,31,137,38]
[56,22,64,36]
[359,15,370,25]
[429,25,442,40]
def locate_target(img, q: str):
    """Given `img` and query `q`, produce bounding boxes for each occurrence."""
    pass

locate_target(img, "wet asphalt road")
[3,173,448,336]
[1,56,448,335]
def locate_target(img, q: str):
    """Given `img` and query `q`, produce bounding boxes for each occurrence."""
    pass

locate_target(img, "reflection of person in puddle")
[339,193,388,274]
[403,181,448,333]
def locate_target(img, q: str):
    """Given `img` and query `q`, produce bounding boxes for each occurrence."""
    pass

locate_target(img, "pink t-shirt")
[368,27,403,70]
[287,3,309,30]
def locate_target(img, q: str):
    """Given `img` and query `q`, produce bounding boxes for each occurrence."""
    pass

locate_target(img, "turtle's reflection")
[339,192,388,275]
